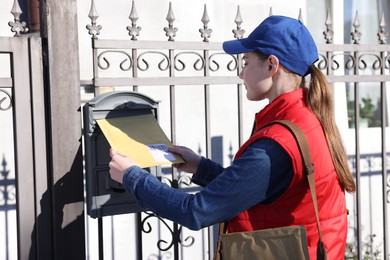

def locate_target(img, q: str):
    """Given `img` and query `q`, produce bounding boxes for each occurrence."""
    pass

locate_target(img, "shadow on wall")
[29,145,85,260]
[0,155,16,260]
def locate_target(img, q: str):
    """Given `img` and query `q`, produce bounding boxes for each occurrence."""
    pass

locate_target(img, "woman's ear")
[268,55,280,74]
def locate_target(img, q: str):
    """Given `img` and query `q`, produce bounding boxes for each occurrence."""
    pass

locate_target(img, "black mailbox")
[83,91,159,218]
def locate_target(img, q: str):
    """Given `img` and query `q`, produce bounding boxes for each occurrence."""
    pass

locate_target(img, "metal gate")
[0,34,47,260]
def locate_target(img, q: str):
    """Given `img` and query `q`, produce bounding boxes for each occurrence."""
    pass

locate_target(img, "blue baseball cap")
[223,15,318,76]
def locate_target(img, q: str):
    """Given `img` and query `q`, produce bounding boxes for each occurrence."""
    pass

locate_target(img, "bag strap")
[214,222,226,260]
[268,120,322,239]
[214,120,326,260]
[271,120,327,260]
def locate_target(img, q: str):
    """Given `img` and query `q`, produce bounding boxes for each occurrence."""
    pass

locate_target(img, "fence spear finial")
[298,9,303,23]
[86,0,102,39]
[378,12,388,44]
[164,2,178,41]
[199,4,212,42]
[232,5,245,39]
[127,0,142,40]
[351,11,362,44]
[323,9,334,44]
[8,0,29,37]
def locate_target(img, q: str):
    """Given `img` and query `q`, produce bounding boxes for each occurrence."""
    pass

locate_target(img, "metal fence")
[82,1,390,259]
[2,0,390,259]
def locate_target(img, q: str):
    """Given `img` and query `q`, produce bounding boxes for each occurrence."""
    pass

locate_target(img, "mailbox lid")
[88,91,159,110]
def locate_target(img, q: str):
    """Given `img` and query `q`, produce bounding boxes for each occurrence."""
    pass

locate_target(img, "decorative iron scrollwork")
[317,52,388,73]
[225,55,239,72]
[209,53,238,72]
[0,90,12,111]
[174,52,204,72]
[137,51,170,72]
[141,211,195,252]
[97,50,133,71]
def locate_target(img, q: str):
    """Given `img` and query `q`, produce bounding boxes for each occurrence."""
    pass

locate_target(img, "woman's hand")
[109,148,136,184]
[168,146,201,173]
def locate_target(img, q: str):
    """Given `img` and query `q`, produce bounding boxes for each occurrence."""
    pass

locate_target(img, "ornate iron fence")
[2,0,390,259]
[82,1,390,259]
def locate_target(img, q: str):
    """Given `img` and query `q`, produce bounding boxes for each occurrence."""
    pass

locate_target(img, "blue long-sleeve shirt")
[122,138,293,230]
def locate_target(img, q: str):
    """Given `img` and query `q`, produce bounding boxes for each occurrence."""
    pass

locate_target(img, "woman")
[109,15,356,259]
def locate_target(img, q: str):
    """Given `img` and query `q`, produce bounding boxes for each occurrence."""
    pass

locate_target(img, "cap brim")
[223,38,256,54]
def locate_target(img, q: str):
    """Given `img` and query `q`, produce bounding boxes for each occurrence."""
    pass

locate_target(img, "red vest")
[228,88,347,260]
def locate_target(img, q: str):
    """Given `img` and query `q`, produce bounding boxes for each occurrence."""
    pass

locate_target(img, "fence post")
[39,0,86,259]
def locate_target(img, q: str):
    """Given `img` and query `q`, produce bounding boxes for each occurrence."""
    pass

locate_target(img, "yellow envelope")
[97,113,183,168]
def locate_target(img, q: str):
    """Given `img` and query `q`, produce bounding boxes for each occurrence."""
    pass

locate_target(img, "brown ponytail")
[305,66,356,193]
